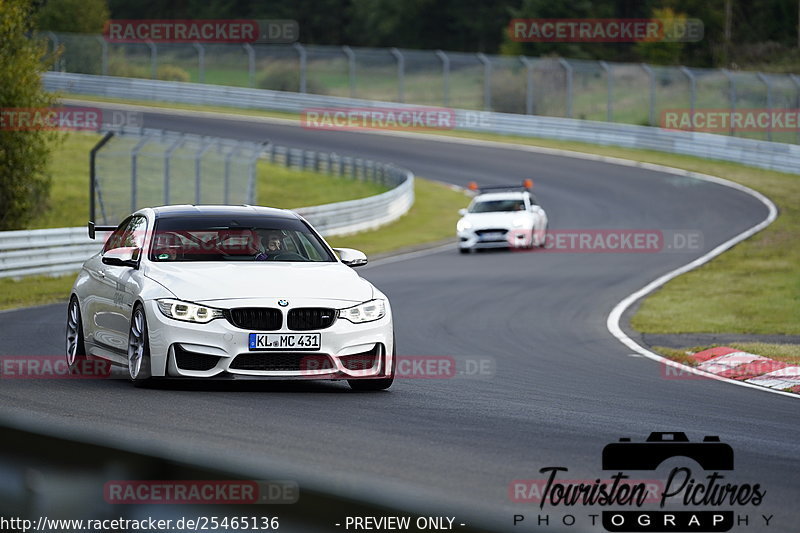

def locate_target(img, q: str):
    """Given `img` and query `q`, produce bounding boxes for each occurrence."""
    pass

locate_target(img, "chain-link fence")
[44,32,800,144]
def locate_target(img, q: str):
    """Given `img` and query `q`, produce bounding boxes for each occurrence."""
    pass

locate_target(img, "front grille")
[339,346,380,371]
[174,345,219,371]
[287,308,336,330]
[229,353,333,372]
[227,308,282,330]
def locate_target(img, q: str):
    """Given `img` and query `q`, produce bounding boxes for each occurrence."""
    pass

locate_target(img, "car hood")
[462,211,528,229]
[144,261,373,304]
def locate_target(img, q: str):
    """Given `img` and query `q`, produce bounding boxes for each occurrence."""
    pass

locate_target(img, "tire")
[66,296,87,373]
[459,247,470,254]
[128,304,153,386]
[348,336,395,391]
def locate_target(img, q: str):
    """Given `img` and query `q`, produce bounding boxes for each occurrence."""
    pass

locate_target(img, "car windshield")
[149,215,335,262]
[469,199,526,213]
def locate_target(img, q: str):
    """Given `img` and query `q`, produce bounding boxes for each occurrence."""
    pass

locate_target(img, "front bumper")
[143,299,394,380]
[458,228,532,250]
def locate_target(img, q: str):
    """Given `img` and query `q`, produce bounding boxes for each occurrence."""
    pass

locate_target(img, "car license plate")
[479,232,504,241]
[249,333,320,350]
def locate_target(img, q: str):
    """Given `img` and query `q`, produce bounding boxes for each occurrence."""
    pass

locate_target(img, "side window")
[103,217,132,253]
[296,233,323,261]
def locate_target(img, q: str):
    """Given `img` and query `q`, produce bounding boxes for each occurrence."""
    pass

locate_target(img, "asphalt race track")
[1,107,798,531]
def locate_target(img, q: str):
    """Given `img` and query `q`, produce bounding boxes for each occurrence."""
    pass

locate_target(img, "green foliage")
[36,0,110,33]
[256,61,324,93]
[634,8,687,66]
[0,0,60,230]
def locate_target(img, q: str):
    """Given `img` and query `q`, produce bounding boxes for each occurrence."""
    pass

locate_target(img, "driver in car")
[255,230,283,261]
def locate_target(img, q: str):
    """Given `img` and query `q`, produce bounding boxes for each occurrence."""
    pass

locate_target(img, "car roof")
[473,191,528,201]
[148,205,299,220]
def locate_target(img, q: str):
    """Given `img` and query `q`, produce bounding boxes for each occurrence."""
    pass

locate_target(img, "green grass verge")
[653,343,800,366]
[0,275,76,311]
[57,94,798,337]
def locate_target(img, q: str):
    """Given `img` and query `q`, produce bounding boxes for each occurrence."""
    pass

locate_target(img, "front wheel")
[348,337,395,391]
[66,296,87,373]
[128,305,153,386]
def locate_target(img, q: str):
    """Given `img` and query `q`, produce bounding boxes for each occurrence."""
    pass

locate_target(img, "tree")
[35,0,110,33]
[0,0,60,230]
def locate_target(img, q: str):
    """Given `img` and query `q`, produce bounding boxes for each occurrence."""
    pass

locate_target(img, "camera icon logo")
[602,432,734,471]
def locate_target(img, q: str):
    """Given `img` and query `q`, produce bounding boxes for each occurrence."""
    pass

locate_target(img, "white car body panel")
[456,190,548,251]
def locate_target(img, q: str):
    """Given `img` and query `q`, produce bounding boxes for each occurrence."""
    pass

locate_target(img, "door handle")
[98,270,106,278]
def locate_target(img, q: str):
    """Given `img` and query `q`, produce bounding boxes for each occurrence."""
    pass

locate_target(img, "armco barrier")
[44,72,800,175]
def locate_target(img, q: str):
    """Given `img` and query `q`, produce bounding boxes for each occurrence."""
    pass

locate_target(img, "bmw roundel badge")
[278,299,289,307]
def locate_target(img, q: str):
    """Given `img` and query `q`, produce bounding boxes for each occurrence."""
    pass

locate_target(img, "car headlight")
[457,219,473,232]
[338,299,386,323]
[156,299,224,323]
[512,217,527,228]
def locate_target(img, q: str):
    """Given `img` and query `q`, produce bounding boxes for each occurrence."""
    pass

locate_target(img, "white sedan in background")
[66,205,395,390]
[457,181,548,253]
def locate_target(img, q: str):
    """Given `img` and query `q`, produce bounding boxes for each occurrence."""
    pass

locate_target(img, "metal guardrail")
[44,72,800,175]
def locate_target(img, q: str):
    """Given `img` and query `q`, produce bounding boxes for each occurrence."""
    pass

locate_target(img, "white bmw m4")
[66,205,395,390]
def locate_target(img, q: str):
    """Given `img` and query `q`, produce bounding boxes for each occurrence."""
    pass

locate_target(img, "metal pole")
[193,43,205,83]
[680,66,696,129]
[756,72,773,141]
[146,41,157,79]
[790,74,800,143]
[558,58,573,118]
[720,69,736,135]
[293,43,307,93]
[224,143,237,204]
[641,63,656,126]
[435,50,450,107]
[194,138,215,204]
[477,53,491,111]
[342,46,356,98]
[96,36,108,76]
[89,132,115,224]
[390,48,405,103]
[163,135,183,205]
[244,44,255,88]
[45,31,61,72]
[131,134,152,212]
[247,142,266,205]
[520,56,535,115]
[599,60,613,122]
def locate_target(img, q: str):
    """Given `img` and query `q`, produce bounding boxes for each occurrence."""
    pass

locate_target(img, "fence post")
[790,74,800,144]
[195,138,215,203]
[130,134,152,212]
[45,32,61,71]
[163,135,183,205]
[435,50,450,107]
[599,60,612,122]
[146,41,157,79]
[558,58,573,118]
[390,48,405,103]
[641,63,656,126]
[720,69,736,136]
[247,143,266,204]
[293,43,307,93]
[193,43,205,83]
[756,72,773,141]
[680,66,696,130]
[244,44,255,88]
[224,143,238,204]
[519,56,535,115]
[342,46,356,98]
[90,132,114,224]
[96,36,108,76]
[477,53,491,111]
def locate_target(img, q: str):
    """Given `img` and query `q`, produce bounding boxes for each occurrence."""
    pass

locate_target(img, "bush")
[257,61,325,94]
[157,65,191,82]
[0,0,61,230]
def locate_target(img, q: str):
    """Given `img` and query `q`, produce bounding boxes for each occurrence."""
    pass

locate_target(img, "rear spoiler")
[88,221,117,240]
[468,179,533,193]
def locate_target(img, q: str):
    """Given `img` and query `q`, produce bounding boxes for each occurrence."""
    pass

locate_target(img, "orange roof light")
[468,181,479,191]
[523,179,534,189]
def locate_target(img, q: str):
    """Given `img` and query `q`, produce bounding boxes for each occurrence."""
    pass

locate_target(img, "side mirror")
[333,247,368,267]
[458,208,468,216]
[102,247,140,268]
